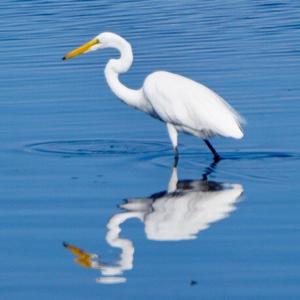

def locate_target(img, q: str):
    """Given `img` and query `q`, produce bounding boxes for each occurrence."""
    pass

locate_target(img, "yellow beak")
[63,38,100,60]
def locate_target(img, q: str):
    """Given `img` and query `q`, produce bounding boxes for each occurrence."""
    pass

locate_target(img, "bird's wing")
[143,71,244,138]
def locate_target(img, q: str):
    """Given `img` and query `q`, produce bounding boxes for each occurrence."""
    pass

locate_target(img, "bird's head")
[63,32,126,60]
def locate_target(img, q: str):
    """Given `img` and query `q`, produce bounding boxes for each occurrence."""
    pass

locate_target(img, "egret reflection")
[64,164,243,283]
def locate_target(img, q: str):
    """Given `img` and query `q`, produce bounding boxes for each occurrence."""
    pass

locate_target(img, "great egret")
[63,32,245,161]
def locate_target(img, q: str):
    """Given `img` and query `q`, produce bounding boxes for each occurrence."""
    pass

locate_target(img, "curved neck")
[104,36,146,111]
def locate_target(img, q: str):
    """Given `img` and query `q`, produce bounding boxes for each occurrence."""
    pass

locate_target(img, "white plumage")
[63,32,245,160]
[144,71,244,139]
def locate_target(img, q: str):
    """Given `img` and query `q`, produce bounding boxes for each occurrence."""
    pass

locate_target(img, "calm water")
[1,1,300,299]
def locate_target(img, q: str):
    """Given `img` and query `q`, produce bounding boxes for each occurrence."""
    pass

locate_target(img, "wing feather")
[143,71,244,138]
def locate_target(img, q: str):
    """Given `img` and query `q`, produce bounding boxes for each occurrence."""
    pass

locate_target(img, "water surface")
[1,1,300,299]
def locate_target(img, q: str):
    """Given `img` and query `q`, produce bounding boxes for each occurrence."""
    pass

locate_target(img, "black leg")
[203,139,221,162]
[202,159,220,181]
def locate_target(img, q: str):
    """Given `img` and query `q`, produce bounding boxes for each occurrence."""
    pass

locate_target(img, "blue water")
[1,1,300,299]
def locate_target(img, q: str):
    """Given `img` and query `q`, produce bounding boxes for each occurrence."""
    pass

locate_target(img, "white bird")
[63,32,244,161]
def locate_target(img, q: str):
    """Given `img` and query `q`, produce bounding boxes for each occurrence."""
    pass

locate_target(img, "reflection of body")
[64,165,243,283]
[125,168,243,241]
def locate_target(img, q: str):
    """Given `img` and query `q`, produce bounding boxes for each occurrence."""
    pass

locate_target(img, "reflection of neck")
[99,211,144,280]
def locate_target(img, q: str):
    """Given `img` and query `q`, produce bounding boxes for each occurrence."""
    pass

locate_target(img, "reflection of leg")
[203,139,221,162]
[174,147,179,167]
[202,159,220,181]
[168,166,178,193]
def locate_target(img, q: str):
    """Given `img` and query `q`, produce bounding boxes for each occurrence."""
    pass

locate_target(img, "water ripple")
[25,139,170,157]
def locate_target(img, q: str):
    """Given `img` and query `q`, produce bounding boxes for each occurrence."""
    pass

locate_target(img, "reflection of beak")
[63,38,100,60]
[63,241,97,268]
